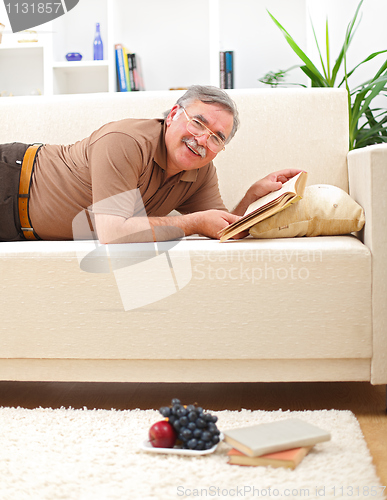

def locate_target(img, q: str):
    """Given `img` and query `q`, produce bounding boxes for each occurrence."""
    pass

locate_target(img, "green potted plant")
[262,0,387,150]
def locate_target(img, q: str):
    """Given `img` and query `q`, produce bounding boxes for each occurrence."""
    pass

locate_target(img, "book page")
[244,171,306,217]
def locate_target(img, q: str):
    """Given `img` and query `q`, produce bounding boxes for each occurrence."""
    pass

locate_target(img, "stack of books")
[115,44,145,92]
[223,418,331,469]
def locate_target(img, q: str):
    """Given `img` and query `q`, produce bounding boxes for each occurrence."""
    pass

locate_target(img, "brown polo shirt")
[29,118,226,240]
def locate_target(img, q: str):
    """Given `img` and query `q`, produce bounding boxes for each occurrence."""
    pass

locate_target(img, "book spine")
[122,47,132,91]
[132,55,145,91]
[219,51,226,89]
[136,56,145,91]
[225,51,234,89]
[127,53,137,91]
[115,44,128,92]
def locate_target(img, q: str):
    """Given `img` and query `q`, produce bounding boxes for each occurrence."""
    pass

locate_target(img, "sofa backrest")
[1,88,349,210]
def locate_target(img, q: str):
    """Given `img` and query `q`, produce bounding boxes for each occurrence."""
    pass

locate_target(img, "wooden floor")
[0,380,386,486]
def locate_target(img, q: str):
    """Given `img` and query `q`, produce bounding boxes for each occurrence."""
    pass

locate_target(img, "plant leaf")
[310,16,328,81]
[326,18,331,83]
[349,75,387,140]
[267,10,327,85]
[300,65,328,87]
[338,50,387,87]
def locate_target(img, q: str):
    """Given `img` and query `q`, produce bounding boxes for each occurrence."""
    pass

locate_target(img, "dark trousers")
[0,142,30,241]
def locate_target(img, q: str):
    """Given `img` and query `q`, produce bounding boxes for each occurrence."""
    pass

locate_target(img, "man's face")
[164,100,234,177]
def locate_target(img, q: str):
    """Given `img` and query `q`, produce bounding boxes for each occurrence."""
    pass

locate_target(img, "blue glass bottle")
[93,23,103,60]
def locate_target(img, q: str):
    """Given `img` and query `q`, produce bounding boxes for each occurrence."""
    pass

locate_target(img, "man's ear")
[166,105,180,127]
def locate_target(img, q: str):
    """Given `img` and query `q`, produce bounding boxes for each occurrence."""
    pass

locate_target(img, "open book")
[219,171,308,242]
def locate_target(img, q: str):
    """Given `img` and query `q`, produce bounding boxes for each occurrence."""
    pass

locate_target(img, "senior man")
[0,85,300,243]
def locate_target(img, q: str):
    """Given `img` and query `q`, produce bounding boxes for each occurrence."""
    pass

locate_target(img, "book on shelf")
[115,44,129,92]
[134,55,145,91]
[225,51,234,89]
[223,418,330,457]
[122,46,131,91]
[218,170,308,242]
[227,446,313,469]
[127,53,136,90]
[127,53,145,91]
[220,51,226,89]
[219,51,234,89]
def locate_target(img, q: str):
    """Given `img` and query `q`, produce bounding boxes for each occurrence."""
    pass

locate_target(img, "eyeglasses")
[182,108,226,154]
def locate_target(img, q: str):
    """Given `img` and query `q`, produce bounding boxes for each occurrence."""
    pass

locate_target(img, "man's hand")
[248,168,303,200]
[188,210,242,239]
[233,168,303,216]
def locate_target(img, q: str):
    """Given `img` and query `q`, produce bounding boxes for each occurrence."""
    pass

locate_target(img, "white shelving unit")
[0,0,112,95]
[50,0,111,94]
[52,60,110,95]
[0,40,49,96]
[0,0,224,95]
[0,0,385,96]
[0,0,310,95]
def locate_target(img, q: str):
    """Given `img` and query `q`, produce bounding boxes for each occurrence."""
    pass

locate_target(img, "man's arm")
[95,210,241,244]
[95,168,302,244]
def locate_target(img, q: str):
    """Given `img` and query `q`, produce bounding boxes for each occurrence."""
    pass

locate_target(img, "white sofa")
[0,88,386,386]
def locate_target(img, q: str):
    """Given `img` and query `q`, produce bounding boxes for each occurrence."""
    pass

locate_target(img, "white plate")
[140,434,223,456]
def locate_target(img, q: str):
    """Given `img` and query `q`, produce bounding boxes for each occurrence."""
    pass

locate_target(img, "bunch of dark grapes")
[159,398,221,450]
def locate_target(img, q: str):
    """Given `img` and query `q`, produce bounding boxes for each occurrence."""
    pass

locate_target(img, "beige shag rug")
[0,407,384,500]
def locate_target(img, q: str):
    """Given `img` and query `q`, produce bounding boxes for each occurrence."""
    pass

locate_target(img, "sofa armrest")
[348,144,387,384]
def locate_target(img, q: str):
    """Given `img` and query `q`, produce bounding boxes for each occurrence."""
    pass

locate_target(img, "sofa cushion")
[249,185,365,239]
[0,236,371,361]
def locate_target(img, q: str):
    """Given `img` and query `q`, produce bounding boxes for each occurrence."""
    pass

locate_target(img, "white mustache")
[182,137,207,159]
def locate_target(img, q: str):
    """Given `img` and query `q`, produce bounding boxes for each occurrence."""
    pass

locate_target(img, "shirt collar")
[154,121,199,183]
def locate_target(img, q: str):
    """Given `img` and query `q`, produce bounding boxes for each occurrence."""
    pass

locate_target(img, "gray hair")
[164,85,239,144]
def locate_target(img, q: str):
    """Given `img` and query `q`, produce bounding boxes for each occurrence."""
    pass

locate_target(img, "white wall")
[111,0,211,91]
[220,0,308,89]
[120,0,387,91]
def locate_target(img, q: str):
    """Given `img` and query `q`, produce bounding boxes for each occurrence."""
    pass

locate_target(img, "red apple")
[149,420,177,448]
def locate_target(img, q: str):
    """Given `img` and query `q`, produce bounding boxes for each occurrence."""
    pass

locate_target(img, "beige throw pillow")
[249,184,365,239]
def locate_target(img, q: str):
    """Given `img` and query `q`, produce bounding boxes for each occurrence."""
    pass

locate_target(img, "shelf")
[52,59,109,95]
[53,60,109,70]
[0,42,44,50]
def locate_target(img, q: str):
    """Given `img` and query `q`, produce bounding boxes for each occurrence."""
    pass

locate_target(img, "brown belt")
[18,143,42,240]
